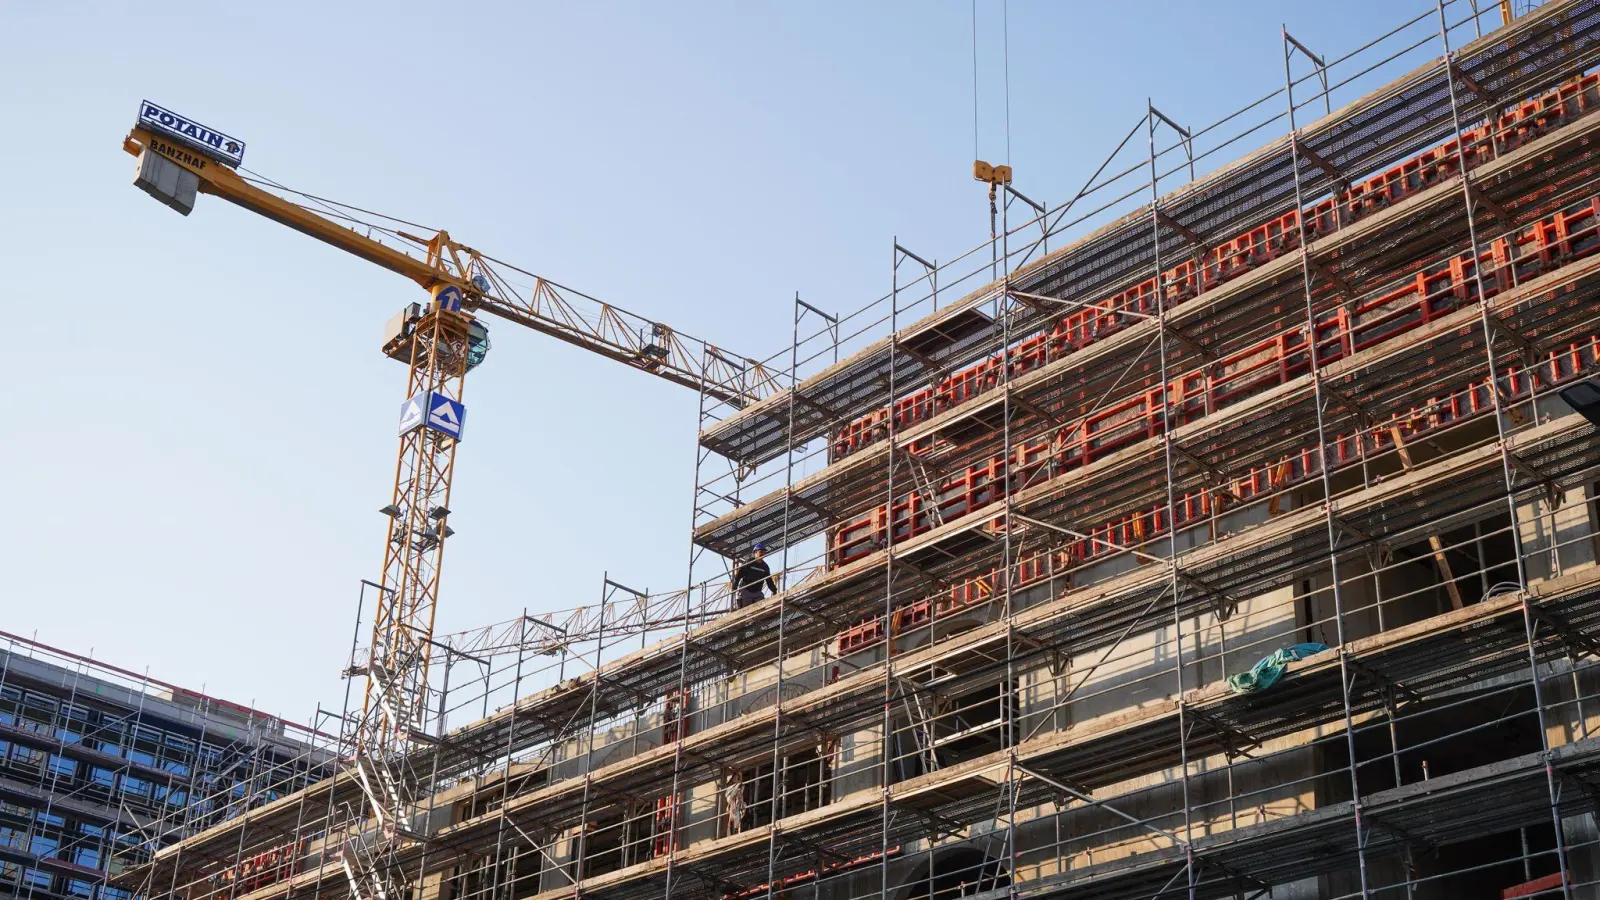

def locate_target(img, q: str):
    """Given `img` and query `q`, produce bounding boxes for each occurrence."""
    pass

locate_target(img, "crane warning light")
[138,100,246,167]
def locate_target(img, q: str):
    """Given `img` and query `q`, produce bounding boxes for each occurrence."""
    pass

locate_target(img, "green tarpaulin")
[1226,643,1329,694]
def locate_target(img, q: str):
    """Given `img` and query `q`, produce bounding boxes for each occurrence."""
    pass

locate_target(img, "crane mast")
[122,100,774,900]
[355,284,474,858]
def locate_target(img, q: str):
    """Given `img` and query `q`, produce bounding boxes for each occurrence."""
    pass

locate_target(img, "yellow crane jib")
[122,102,772,406]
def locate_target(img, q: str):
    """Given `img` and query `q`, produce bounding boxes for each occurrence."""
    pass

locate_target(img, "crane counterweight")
[133,148,198,216]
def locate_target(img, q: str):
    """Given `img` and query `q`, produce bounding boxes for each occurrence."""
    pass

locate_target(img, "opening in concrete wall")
[1320,682,1540,803]
[569,803,651,882]
[891,678,1017,783]
[891,846,1009,900]
[1315,681,1551,897]
[1296,511,1521,648]
[460,767,550,822]
[730,745,832,831]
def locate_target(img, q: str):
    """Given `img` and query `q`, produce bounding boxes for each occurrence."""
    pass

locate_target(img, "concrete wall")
[458,476,1600,900]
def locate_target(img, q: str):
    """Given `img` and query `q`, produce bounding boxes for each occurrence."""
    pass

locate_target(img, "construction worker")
[732,542,778,609]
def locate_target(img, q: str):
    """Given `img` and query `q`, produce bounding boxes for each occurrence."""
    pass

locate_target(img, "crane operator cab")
[381,287,491,373]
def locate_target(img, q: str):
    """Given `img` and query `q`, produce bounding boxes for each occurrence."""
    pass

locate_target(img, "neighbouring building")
[0,633,330,900]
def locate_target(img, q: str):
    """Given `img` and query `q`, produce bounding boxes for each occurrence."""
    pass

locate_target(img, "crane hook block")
[972,160,1013,186]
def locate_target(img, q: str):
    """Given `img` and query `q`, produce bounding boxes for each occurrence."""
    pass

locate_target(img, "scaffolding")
[110,1,1600,898]
[0,631,333,900]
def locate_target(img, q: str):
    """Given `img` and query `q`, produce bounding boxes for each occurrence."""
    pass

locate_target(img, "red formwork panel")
[826,73,1600,467]
[651,689,688,856]
[826,191,1600,568]
[836,330,1600,656]
[1502,872,1566,898]
[218,839,307,894]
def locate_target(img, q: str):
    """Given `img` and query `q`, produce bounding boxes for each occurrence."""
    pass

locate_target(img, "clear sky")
[2,0,1460,723]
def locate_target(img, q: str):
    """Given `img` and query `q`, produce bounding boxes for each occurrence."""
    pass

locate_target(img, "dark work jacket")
[733,558,777,596]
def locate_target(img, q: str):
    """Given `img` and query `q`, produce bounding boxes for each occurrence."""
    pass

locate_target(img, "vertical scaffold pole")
[661,350,714,900]
[764,291,803,899]
[1281,28,1375,899]
[572,576,614,892]
[880,237,903,900]
[999,158,1022,899]
[1147,100,1199,900]
[1434,5,1575,897]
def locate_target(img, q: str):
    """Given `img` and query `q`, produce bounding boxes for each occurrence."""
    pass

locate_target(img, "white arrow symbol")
[399,398,423,431]
[429,400,460,430]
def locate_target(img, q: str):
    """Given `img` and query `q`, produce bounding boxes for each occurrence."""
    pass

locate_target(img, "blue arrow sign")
[426,394,466,440]
[399,392,467,440]
[434,285,464,312]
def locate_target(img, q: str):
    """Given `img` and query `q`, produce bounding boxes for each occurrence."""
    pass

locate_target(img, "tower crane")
[122,100,776,900]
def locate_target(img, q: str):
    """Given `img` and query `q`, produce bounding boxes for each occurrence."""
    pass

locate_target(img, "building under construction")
[0,633,329,900]
[108,1,1600,897]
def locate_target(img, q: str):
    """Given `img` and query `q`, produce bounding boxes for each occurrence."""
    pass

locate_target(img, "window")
[120,776,150,799]
[128,749,155,768]
[734,763,776,831]
[10,744,44,769]
[74,847,101,870]
[732,747,832,832]
[22,692,57,717]
[90,768,115,789]
[31,835,59,860]
[50,755,78,779]
[97,718,127,754]
[20,700,56,736]
[891,679,1016,782]
[162,760,191,778]
[79,823,104,838]
[67,878,96,897]
[36,811,64,828]
[569,809,648,880]
[104,887,132,900]
[23,867,51,890]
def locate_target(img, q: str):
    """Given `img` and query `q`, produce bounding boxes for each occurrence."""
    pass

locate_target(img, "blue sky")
[2,0,1468,722]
